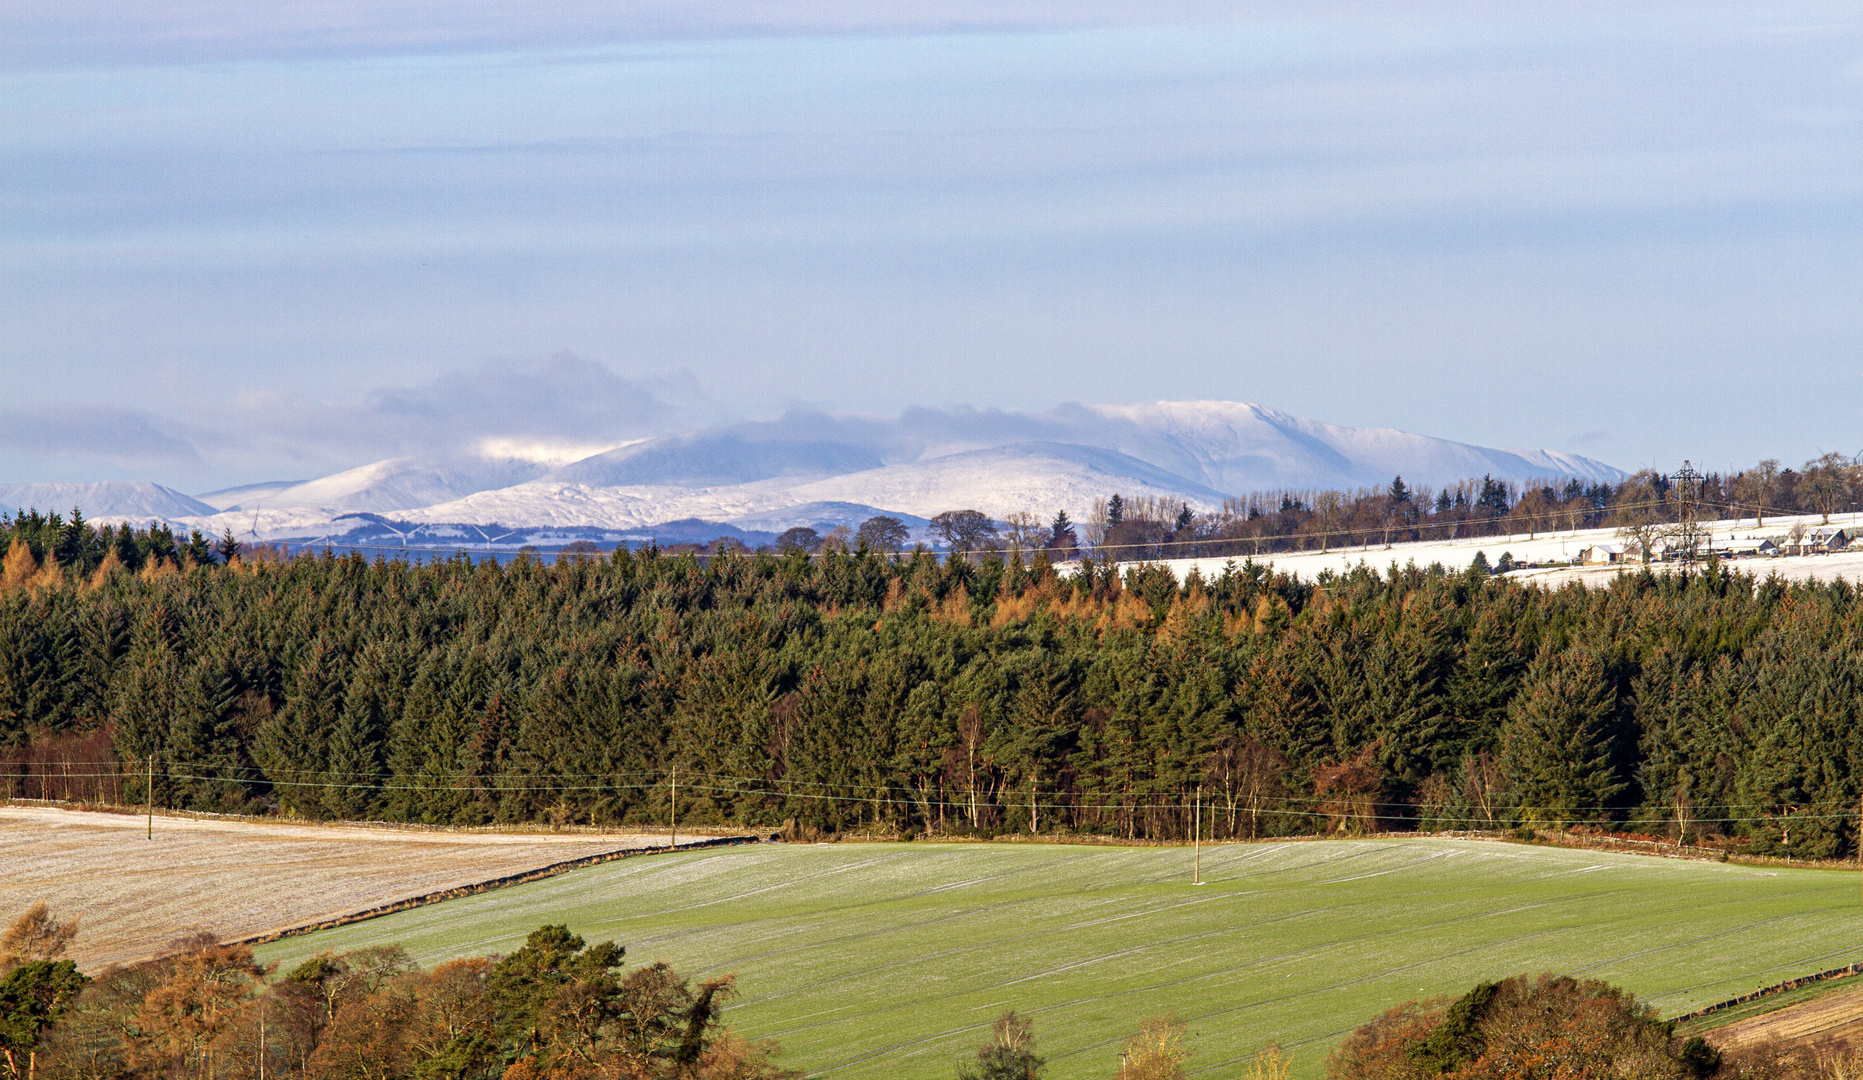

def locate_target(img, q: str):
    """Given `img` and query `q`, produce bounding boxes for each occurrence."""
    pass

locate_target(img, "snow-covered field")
[1143,510,1863,589]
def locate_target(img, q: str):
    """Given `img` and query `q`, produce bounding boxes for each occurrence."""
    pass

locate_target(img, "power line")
[6,762,1857,824]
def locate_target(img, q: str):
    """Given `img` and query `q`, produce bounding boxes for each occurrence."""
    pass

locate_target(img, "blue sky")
[3,1,1861,490]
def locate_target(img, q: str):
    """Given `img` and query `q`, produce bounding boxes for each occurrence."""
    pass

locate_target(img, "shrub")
[1329,973,1735,1080]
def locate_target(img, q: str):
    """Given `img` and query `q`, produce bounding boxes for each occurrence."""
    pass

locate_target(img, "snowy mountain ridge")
[5,400,1626,547]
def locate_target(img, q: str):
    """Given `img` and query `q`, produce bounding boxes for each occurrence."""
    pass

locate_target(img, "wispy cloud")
[0,403,202,468]
[0,355,715,489]
[0,0,1248,68]
[4,1,1860,481]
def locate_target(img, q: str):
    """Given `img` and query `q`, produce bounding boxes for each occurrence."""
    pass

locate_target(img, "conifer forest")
[4,504,1863,859]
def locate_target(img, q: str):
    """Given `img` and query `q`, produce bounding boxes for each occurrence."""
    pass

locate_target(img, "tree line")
[709,452,1863,565]
[0,903,792,1080]
[6,510,1863,856]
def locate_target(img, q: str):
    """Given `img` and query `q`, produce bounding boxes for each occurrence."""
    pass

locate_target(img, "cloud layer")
[3,2,1860,487]
[0,356,711,489]
[1,0,1261,68]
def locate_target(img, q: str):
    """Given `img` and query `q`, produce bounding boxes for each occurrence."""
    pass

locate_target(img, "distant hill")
[0,481,216,521]
[3,400,1626,543]
[197,456,551,513]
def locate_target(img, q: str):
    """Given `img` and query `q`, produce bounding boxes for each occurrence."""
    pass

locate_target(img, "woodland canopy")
[2,509,1862,857]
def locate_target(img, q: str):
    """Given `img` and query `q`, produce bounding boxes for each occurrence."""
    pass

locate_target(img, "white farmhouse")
[1578,544,1621,565]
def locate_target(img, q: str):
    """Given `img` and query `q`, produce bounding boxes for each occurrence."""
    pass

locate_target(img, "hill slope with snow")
[4,400,1627,545]
[0,482,216,521]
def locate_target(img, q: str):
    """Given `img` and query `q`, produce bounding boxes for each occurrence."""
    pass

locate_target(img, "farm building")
[1727,538,1780,557]
[1578,544,1621,565]
[1781,529,1846,556]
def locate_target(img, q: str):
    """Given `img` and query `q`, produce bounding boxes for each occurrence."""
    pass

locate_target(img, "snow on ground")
[1140,510,1863,589]
[1,481,215,519]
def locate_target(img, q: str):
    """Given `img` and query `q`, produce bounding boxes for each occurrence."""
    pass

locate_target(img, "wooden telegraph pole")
[669,764,677,852]
[146,753,154,840]
[1193,785,1203,885]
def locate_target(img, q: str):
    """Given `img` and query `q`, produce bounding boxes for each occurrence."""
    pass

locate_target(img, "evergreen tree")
[1475,476,1510,517]
[185,529,216,566]
[1499,646,1623,825]
[256,640,345,817]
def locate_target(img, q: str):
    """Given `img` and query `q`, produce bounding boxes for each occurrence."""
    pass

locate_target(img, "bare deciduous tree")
[930,511,999,555]
[0,902,78,973]
[1114,1018,1188,1080]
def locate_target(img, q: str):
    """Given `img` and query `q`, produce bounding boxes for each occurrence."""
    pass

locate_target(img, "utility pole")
[669,763,677,852]
[1193,785,1203,885]
[146,753,153,840]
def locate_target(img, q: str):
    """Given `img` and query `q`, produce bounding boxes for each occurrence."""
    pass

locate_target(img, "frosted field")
[256,839,1863,1080]
[0,807,695,969]
[1146,509,1863,588]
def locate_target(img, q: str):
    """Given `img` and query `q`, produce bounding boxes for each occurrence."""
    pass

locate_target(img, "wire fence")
[6,759,1860,839]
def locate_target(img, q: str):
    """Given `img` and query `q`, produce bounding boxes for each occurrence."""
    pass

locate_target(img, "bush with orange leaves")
[1326,973,1818,1080]
[31,921,795,1080]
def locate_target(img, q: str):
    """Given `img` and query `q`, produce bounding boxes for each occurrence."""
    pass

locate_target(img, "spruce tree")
[1499,646,1623,826]
[185,529,216,566]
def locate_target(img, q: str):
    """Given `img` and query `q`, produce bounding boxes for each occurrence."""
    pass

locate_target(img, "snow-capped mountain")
[0,481,216,520]
[7,401,1626,547]
[199,455,552,513]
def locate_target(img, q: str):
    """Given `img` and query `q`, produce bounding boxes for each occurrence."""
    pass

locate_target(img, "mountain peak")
[5,401,1623,543]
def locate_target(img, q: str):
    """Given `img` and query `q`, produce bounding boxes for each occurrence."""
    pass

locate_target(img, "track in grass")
[255,838,1863,1080]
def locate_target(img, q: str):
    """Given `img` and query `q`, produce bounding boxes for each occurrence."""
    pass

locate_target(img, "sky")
[3,0,1861,492]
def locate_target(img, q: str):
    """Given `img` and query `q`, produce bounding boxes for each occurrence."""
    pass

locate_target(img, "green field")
[255,838,1863,1079]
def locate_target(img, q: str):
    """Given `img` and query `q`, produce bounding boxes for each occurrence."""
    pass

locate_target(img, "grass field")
[253,837,1863,1080]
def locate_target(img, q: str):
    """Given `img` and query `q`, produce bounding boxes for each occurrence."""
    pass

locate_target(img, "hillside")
[0,481,215,520]
[1152,508,1863,588]
[0,806,699,969]
[254,838,1863,1080]
[6,400,1621,544]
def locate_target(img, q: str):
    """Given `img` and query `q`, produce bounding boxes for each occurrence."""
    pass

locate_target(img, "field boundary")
[0,797,755,838]
[1674,963,1863,1023]
[232,834,763,950]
